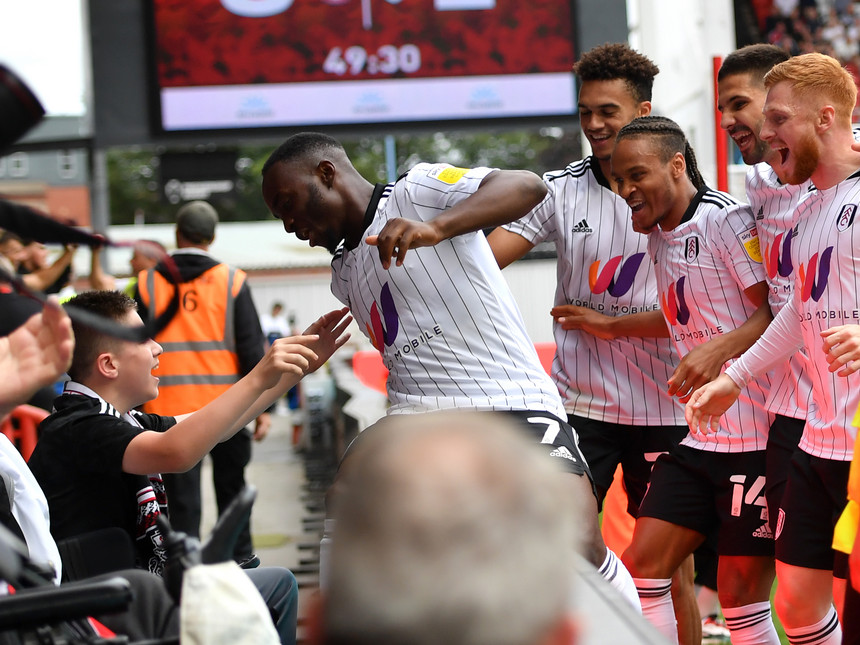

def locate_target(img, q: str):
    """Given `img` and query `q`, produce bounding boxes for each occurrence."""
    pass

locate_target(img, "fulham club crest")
[837,204,857,232]
[685,236,700,263]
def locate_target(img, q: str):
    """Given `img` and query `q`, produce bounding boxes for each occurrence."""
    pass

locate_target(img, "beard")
[784,132,819,185]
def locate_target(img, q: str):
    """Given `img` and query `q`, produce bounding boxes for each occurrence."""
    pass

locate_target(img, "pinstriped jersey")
[501,156,684,424]
[331,163,566,418]
[649,188,771,453]
[746,163,815,418]
[782,172,860,460]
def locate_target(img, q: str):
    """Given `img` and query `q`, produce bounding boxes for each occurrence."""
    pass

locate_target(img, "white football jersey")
[649,188,772,453]
[783,172,860,460]
[746,162,814,418]
[502,157,684,424]
[332,163,565,418]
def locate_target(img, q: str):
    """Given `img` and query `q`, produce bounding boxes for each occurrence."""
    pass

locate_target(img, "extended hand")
[550,305,617,340]
[303,307,353,373]
[0,298,74,418]
[821,325,860,376]
[257,336,321,390]
[667,339,727,402]
[253,412,271,441]
[366,219,442,269]
[684,374,741,435]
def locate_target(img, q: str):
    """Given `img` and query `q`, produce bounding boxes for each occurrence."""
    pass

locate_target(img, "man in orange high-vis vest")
[136,200,270,565]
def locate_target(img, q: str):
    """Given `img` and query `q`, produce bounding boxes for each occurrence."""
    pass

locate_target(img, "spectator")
[27,290,350,644]
[89,239,166,296]
[135,201,271,566]
[261,302,291,346]
[312,411,580,645]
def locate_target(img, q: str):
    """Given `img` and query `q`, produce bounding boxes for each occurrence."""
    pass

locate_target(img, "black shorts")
[765,415,804,524]
[774,450,851,572]
[344,409,593,485]
[501,410,592,480]
[568,413,687,515]
[638,445,774,557]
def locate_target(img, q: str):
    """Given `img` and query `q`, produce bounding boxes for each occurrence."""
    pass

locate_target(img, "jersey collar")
[62,381,143,428]
[589,156,612,190]
[347,182,390,251]
[679,186,710,226]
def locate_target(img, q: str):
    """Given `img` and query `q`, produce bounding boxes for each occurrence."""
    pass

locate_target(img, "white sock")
[598,548,641,613]
[695,584,721,618]
[784,606,842,645]
[722,601,780,644]
[633,577,678,644]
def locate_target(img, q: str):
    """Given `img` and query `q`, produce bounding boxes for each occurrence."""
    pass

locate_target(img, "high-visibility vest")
[834,404,860,554]
[138,263,245,416]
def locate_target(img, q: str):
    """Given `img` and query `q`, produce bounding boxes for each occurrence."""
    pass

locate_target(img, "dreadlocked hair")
[616,116,706,190]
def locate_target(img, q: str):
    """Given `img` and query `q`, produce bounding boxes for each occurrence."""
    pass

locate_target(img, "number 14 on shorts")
[729,475,767,519]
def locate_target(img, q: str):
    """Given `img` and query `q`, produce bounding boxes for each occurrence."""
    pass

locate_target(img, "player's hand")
[366,218,443,269]
[821,324,860,376]
[550,305,617,340]
[302,307,352,373]
[684,374,740,435]
[253,413,271,442]
[667,339,727,402]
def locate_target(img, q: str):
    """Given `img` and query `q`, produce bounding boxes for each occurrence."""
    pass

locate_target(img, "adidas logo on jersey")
[756,206,764,220]
[571,219,593,233]
[752,522,773,539]
[549,446,579,463]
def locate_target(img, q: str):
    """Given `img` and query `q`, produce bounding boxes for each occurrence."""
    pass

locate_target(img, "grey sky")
[0,0,87,116]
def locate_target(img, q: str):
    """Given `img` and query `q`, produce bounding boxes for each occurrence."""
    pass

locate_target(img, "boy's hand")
[257,335,322,389]
[303,307,352,372]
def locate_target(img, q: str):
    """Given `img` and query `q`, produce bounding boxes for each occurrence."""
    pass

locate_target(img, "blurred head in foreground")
[314,411,581,645]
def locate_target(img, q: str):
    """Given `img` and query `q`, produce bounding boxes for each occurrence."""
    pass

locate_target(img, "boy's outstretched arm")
[123,307,351,474]
[232,307,352,429]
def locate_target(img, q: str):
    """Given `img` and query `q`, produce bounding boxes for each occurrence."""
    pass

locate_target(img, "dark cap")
[176,201,218,244]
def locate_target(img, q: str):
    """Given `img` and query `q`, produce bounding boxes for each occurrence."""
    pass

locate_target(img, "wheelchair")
[0,486,258,645]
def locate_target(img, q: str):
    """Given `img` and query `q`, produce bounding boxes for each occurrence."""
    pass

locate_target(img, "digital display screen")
[150,0,577,131]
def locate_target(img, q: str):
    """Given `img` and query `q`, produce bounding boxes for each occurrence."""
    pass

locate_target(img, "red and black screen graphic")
[152,0,576,88]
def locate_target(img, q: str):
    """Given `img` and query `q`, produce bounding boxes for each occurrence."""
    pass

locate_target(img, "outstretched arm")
[21,245,76,292]
[367,169,547,269]
[0,298,74,418]
[88,246,116,291]
[668,281,772,402]
[551,306,669,340]
[233,307,352,430]
[123,308,351,474]
[685,292,803,434]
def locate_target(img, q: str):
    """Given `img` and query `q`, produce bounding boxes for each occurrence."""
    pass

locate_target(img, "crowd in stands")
[757,0,860,111]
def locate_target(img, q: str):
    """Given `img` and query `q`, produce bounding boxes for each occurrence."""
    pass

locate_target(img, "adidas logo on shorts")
[549,446,579,463]
[571,219,593,233]
[752,522,773,539]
